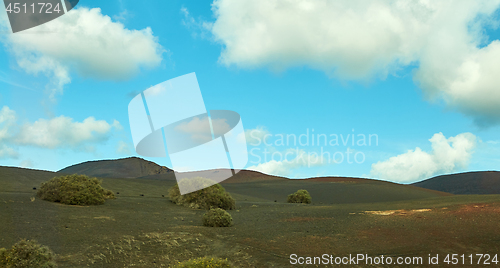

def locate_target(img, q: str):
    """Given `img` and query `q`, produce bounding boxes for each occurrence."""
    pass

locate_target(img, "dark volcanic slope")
[2,165,450,206]
[413,171,500,194]
[58,157,173,179]
[0,166,57,192]
[136,169,287,182]
[223,177,451,204]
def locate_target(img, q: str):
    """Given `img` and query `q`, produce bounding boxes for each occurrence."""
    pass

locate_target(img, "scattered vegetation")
[202,208,233,227]
[287,189,312,204]
[37,174,115,206]
[175,257,233,268]
[0,239,57,268]
[169,177,235,210]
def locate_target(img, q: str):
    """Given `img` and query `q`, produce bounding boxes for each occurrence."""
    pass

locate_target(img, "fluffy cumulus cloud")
[370,132,477,183]
[0,7,164,100]
[0,106,121,153]
[15,116,121,148]
[208,0,500,124]
[415,39,500,126]
[248,148,330,176]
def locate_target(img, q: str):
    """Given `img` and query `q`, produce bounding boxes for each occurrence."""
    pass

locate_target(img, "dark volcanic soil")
[1,167,500,267]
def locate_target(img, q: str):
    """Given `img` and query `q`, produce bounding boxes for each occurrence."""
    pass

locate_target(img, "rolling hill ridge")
[412,171,500,194]
[58,157,173,179]
[7,156,499,196]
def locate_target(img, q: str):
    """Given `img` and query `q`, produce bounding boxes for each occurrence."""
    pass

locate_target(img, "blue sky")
[1,0,500,183]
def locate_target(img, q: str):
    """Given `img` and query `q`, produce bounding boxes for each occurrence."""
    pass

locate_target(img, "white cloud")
[0,106,19,159]
[208,0,500,124]
[112,119,123,130]
[116,140,132,155]
[181,7,213,39]
[370,132,477,183]
[143,83,167,97]
[0,145,18,159]
[113,10,133,23]
[242,126,271,146]
[1,7,164,100]
[415,40,500,125]
[19,159,34,168]
[15,116,119,148]
[175,116,231,143]
[0,106,17,141]
[210,0,424,78]
[248,148,330,176]
[0,106,120,150]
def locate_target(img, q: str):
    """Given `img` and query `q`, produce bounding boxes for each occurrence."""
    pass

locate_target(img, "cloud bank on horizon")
[248,148,331,177]
[207,0,500,125]
[371,132,477,183]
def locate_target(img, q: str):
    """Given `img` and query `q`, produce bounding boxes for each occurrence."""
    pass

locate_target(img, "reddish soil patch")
[221,170,287,183]
[449,202,500,219]
[453,202,500,213]
[302,177,365,183]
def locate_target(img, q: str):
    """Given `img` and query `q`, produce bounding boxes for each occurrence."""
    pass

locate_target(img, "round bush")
[37,174,115,206]
[175,256,233,268]
[287,189,312,204]
[0,239,57,268]
[202,208,233,227]
[169,178,235,210]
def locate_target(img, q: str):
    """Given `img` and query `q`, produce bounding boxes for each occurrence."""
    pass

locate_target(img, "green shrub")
[287,189,312,204]
[175,257,233,268]
[37,174,115,206]
[202,208,233,227]
[0,248,7,266]
[0,239,57,268]
[169,177,235,210]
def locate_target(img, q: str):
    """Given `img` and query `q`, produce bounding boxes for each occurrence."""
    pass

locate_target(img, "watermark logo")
[3,0,79,33]
[128,73,248,194]
[245,128,379,177]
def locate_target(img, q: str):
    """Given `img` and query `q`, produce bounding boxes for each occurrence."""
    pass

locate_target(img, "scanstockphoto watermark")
[290,253,424,265]
[248,128,378,165]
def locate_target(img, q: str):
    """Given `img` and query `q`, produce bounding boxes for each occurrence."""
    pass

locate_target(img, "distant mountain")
[222,169,287,183]
[412,171,500,194]
[25,156,500,195]
[1,165,451,204]
[136,168,287,183]
[58,157,173,179]
[58,156,284,182]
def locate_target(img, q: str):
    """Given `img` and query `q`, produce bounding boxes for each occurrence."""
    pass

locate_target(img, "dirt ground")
[1,174,500,267]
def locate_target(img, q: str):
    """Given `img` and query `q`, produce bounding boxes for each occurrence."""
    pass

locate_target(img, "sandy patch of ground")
[364,209,432,216]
